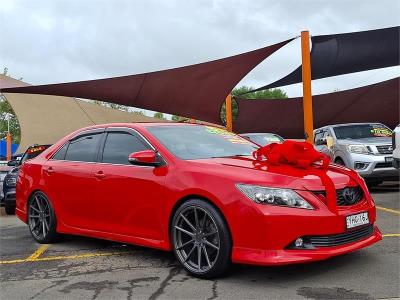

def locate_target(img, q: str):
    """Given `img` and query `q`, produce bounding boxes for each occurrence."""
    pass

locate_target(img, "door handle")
[94,171,106,179]
[44,167,54,175]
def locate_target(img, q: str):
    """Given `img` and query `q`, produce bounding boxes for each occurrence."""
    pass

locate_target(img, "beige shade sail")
[0,75,162,153]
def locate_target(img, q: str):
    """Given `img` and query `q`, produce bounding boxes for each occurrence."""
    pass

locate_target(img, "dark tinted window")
[65,133,102,162]
[102,132,148,165]
[52,143,69,160]
[20,145,51,164]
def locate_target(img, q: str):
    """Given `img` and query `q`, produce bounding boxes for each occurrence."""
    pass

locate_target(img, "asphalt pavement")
[0,182,399,300]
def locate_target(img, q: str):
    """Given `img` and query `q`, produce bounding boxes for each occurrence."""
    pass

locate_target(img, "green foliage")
[232,86,288,99]
[153,112,166,120]
[220,86,288,125]
[0,96,21,144]
[171,115,189,122]
[133,110,146,116]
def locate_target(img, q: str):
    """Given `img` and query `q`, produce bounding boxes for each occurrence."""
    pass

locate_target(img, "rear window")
[20,145,50,164]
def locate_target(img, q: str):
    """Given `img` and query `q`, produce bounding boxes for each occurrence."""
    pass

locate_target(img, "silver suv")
[314,123,399,186]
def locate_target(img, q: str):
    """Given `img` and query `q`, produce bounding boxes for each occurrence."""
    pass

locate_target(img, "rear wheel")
[4,203,15,215]
[28,191,59,243]
[171,199,231,279]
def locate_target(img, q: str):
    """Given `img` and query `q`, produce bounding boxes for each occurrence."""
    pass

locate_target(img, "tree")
[171,115,189,122]
[0,95,21,144]
[153,112,166,120]
[1,68,21,144]
[220,86,288,124]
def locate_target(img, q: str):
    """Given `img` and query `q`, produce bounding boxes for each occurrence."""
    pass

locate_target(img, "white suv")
[393,125,400,169]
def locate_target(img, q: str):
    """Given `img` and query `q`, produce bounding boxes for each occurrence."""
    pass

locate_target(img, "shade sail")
[0,75,164,153]
[234,77,399,138]
[248,27,399,92]
[0,39,293,125]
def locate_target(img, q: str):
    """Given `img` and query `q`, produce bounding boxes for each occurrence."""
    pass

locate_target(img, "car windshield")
[245,133,284,145]
[148,125,258,160]
[20,145,50,164]
[333,124,392,139]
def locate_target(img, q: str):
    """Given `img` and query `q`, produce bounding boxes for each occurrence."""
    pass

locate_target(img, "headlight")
[236,184,313,209]
[5,177,17,187]
[347,145,371,154]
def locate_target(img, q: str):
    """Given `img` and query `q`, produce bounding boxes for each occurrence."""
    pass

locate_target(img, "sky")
[1,0,399,116]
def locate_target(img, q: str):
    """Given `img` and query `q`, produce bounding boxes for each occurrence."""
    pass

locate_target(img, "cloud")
[1,0,399,100]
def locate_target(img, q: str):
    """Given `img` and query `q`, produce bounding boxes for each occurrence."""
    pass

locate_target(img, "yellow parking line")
[0,258,27,264]
[26,244,50,261]
[0,250,129,265]
[383,234,400,237]
[376,206,400,215]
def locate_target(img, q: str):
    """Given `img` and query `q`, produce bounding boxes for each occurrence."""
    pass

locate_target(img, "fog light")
[295,238,304,247]
[354,162,369,170]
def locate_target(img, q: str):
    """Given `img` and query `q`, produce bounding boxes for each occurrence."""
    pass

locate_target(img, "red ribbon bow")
[253,140,331,169]
[252,140,363,213]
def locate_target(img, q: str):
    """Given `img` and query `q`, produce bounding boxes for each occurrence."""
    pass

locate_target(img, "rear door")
[44,129,104,229]
[90,128,167,240]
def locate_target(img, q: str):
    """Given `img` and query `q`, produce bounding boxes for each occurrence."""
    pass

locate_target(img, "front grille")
[313,186,364,206]
[306,224,374,247]
[376,145,393,154]
[375,162,393,168]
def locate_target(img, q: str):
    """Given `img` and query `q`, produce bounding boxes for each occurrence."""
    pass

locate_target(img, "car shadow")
[55,234,379,283]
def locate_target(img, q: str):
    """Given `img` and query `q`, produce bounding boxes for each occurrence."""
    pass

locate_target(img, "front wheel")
[28,191,60,243]
[171,199,231,279]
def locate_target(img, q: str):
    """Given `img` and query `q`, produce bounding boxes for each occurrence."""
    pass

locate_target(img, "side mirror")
[7,160,18,167]
[128,150,163,167]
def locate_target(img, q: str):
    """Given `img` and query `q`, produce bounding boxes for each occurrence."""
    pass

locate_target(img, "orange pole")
[225,94,233,132]
[6,133,12,161]
[301,31,314,144]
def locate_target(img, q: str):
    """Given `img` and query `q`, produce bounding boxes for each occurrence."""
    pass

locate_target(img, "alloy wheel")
[173,206,220,274]
[28,193,52,240]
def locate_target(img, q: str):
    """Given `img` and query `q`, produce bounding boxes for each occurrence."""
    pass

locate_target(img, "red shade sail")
[0,39,293,124]
[234,77,399,138]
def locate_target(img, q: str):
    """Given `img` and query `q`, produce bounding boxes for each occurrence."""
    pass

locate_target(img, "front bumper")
[346,153,399,179]
[4,190,16,207]
[232,226,381,265]
[231,192,382,266]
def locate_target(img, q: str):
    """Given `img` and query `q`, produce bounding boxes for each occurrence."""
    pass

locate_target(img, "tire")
[334,158,346,166]
[171,199,232,279]
[366,180,383,188]
[28,191,60,243]
[4,204,15,215]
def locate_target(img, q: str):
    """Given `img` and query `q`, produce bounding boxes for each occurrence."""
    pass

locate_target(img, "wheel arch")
[168,194,233,246]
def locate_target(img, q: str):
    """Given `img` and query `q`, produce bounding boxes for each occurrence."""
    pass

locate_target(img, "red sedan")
[16,123,381,278]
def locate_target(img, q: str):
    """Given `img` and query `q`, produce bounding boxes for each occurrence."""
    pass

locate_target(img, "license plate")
[385,156,394,162]
[346,212,369,229]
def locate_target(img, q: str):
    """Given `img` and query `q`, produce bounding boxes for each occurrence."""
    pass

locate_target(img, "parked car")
[240,133,284,146]
[392,124,400,169]
[16,123,381,278]
[0,165,12,203]
[2,144,50,215]
[314,123,399,186]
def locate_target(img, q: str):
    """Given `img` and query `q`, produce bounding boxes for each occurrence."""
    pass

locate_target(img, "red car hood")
[189,156,355,191]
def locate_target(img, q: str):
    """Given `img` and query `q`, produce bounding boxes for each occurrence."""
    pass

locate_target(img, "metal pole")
[225,94,233,132]
[301,31,314,144]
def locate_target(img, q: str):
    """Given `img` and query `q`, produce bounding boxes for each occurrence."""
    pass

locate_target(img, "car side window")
[64,133,102,162]
[52,143,69,160]
[314,131,324,144]
[102,132,149,165]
